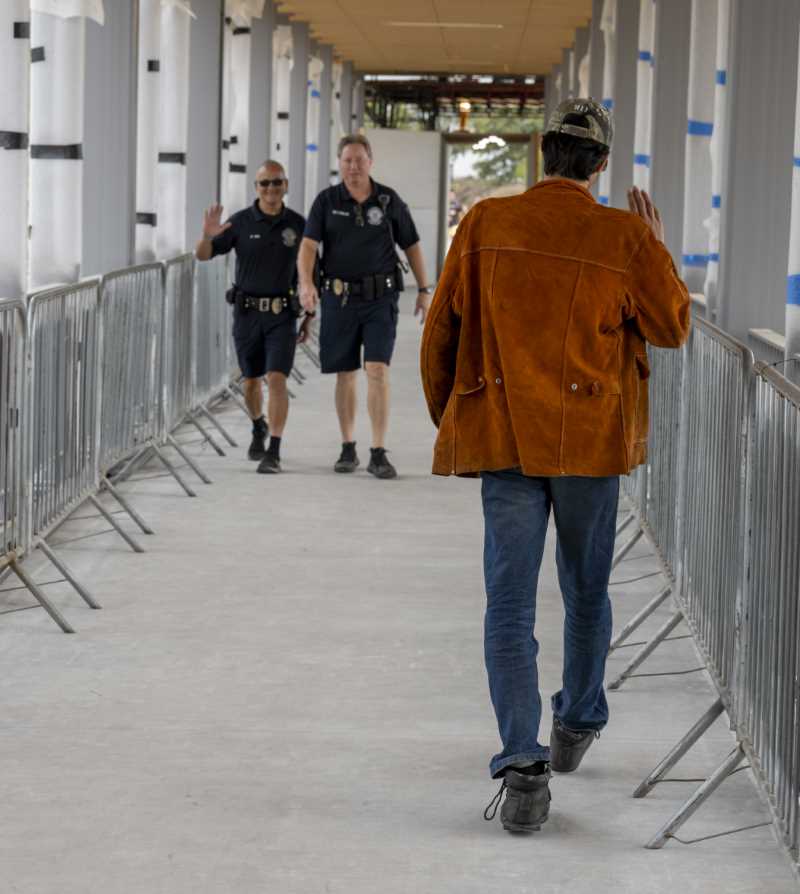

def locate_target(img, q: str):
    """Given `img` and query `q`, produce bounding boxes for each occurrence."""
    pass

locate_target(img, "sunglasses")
[257,178,286,188]
[354,205,365,227]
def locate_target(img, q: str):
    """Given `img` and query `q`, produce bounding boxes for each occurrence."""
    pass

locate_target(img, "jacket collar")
[527,179,596,203]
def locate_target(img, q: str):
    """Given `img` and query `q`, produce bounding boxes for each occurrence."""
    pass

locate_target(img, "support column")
[717,0,800,338]
[271,19,292,171]
[609,0,639,209]
[288,20,309,209]
[317,44,333,195]
[651,0,692,259]
[305,42,323,210]
[597,0,617,205]
[562,47,573,98]
[186,0,223,239]
[352,73,365,130]
[340,62,354,136]
[787,22,800,379]
[632,0,656,191]
[589,0,605,100]
[247,1,274,183]
[575,26,590,96]
[0,1,30,298]
[83,2,136,274]
[551,64,562,110]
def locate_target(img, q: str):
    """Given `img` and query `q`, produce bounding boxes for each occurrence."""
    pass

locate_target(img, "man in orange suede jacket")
[420,99,690,834]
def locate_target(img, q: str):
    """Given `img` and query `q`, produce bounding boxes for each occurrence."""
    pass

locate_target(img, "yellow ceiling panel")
[277,0,591,74]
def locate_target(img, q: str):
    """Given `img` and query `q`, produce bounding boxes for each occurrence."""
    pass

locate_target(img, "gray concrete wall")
[186,0,223,240]
[609,0,639,210]
[317,44,333,194]
[82,1,137,275]
[589,0,605,100]
[288,21,309,210]
[247,2,274,184]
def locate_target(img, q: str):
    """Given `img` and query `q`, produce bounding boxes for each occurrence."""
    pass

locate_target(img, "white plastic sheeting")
[271,25,292,172]
[29,10,85,288]
[222,21,252,214]
[157,3,191,258]
[135,0,161,262]
[305,55,324,210]
[0,2,30,298]
[598,0,617,205]
[785,22,800,366]
[703,0,729,315]
[681,0,717,291]
[30,0,104,25]
[578,49,591,97]
[633,0,656,190]
[330,61,344,184]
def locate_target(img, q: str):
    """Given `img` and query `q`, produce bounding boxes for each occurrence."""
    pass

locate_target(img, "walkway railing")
[612,315,800,874]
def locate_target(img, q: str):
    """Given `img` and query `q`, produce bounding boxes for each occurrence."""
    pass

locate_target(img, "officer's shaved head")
[257,159,286,177]
[337,134,372,160]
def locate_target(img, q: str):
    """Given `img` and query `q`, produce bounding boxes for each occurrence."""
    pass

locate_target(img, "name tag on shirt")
[332,209,350,217]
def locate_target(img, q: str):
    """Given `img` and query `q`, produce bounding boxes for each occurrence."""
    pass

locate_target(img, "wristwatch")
[418,286,433,295]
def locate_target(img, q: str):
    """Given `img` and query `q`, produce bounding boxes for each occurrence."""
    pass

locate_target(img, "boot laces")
[483,780,507,821]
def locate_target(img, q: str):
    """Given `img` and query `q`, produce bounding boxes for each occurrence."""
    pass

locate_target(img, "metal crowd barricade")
[188,254,241,456]
[100,263,196,502]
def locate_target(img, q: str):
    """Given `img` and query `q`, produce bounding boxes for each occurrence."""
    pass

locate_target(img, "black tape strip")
[221,139,230,149]
[158,152,186,164]
[136,212,157,226]
[233,27,250,35]
[335,91,341,99]
[229,135,238,145]
[147,59,160,72]
[229,163,246,174]
[278,112,289,120]
[14,22,30,39]
[30,144,82,159]
[31,46,45,63]
[0,131,28,150]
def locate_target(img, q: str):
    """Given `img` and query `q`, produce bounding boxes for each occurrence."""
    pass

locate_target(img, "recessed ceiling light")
[385,21,504,29]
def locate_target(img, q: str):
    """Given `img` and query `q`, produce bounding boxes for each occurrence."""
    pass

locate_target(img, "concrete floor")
[1,300,797,894]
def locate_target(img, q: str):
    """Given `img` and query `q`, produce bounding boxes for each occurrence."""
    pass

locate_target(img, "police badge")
[271,297,284,314]
[366,206,384,226]
[281,227,297,247]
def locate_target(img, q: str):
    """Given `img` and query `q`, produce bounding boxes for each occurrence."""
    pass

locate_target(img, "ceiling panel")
[275,0,591,75]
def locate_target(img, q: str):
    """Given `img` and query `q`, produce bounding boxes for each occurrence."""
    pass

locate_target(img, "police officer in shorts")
[196,160,311,473]
[297,134,431,479]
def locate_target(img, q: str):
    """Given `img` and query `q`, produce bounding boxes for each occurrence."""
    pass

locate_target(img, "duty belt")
[241,294,290,314]
[323,272,397,304]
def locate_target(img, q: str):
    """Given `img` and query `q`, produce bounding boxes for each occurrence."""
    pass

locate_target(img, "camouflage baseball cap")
[545,98,614,148]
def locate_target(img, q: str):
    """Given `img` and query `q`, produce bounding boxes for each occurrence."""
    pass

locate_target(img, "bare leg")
[266,371,289,437]
[242,377,264,421]
[365,361,390,448]
[335,370,358,442]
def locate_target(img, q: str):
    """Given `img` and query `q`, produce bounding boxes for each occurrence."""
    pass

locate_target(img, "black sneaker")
[257,452,281,474]
[367,447,397,479]
[248,417,268,461]
[334,442,359,473]
[550,717,600,773]
[484,764,552,833]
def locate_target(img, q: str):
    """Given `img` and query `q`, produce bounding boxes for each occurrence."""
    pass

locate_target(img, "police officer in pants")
[196,160,311,473]
[297,134,431,479]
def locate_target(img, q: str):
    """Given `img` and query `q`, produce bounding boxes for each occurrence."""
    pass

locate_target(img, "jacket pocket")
[455,377,486,396]
[634,353,650,443]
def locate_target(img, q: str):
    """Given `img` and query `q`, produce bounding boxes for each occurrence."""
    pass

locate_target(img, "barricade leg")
[223,385,250,418]
[299,342,321,369]
[108,446,153,486]
[185,411,226,456]
[165,434,212,484]
[291,366,305,385]
[9,559,74,634]
[645,746,746,849]
[609,584,673,653]
[101,477,155,535]
[607,609,685,690]
[88,495,144,553]
[615,511,636,538]
[633,698,726,798]
[612,526,644,569]
[36,540,101,610]
[150,443,197,498]
[197,404,238,448]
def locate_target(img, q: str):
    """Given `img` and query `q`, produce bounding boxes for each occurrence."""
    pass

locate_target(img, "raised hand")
[627,187,665,244]
[202,203,231,240]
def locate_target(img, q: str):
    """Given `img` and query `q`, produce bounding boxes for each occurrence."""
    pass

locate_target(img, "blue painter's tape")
[634,153,651,166]
[599,196,609,205]
[794,157,800,167]
[601,98,614,110]
[788,274,800,306]
[688,119,713,137]
[716,70,727,85]
[311,89,321,98]
[306,143,318,152]
[709,253,720,263]
[682,253,709,267]
[638,50,652,62]
[712,195,721,209]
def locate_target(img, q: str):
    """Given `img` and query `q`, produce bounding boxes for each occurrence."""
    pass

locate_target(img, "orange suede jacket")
[420,179,691,478]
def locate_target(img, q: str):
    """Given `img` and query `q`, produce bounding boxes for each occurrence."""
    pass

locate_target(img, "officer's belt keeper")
[323,270,401,302]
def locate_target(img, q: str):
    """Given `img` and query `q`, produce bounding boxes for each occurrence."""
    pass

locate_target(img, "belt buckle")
[258,297,270,312]
[271,297,283,315]
[333,278,344,297]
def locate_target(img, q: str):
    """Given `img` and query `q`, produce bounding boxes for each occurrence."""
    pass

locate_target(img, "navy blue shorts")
[232,308,296,378]
[319,291,399,374]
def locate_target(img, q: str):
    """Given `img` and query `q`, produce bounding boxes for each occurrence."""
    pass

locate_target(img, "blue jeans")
[482,469,619,778]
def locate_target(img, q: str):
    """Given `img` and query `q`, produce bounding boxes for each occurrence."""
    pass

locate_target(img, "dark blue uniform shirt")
[211,201,305,296]
[303,180,419,279]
